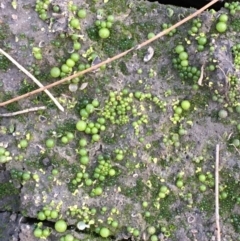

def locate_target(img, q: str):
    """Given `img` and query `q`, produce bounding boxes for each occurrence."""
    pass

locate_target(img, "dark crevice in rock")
[148,0,225,10]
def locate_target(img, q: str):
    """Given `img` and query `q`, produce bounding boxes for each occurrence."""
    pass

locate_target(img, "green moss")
[219,170,239,215]
[102,32,135,57]
[0,54,11,71]
[191,90,211,108]
[56,118,77,136]
[87,25,135,57]
[0,182,19,198]
[0,22,10,42]
[105,0,128,14]
[118,61,130,75]
[87,26,99,41]
[18,79,56,108]
[198,193,214,214]
[231,214,240,233]
[231,18,240,32]
[0,92,20,112]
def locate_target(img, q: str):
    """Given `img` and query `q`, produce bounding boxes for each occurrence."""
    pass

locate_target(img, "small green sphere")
[33,228,43,238]
[218,109,228,118]
[181,100,191,110]
[99,28,110,39]
[99,227,110,238]
[70,18,80,29]
[65,234,74,241]
[19,139,28,148]
[219,14,228,23]
[76,120,87,131]
[54,219,67,233]
[147,32,155,39]
[175,45,184,54]
[77,9,87,19]
[94,187,103,196]
[46,138,55,148]
[216,22,227,33]
[50,67,61,78]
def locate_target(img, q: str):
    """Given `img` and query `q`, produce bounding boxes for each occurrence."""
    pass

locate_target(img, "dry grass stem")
[0,0,220,107]
[0,106,46,117]
[0,48,64,112]
[215,144,221,241]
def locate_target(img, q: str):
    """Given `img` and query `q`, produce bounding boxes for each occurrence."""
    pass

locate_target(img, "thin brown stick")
[215,144,221,241]
[0,0,220,107]
[0,49,64,112]
[0,106,46,117]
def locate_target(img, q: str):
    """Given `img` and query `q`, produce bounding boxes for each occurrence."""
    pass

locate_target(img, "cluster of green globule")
[101,90,134,125]
[192,155,204,163]
[162,133,181,148]
[0,146,12,164]
[37,207,59,221]
[61,132,74,144]
[60,233,81,241]
[172,45,201,84]
[196,35,207,52]
[101,89,166,136]
[158,185,170,199]
[181,193,193,207]
[173,45,189,67]
[78,142,90,166]
[224,1,240,15]
[67,205,96,225]
[18,139,29,149]
[32,47,42,60]
[35,0,50,20]
[198,172,214,192]
[212,75,240,107]
[71,171,92,186]
[50,53,81,79]
[79,99,100,119]
[106,217,119,229]
[219,186,228,200]
[10,169,40,182]
[231,114,240,147]
[160,226,171,238]
[95,14,115,39]
[33,223,51,238]
[232,44,240,69]
[126,226,141,237]
[114,148,126,161]
[50,49,102,86]
[188,18,202,35]
[90,186,103,197]
[170,100,191,124]
[76,119,105,143]
[93,155,116,181]
[76,99,106,143]
[67,2,87,31]
[69,168,104,195]
[162,23,177,36]
[134,91,167,111]
[176,172,184,188]
[216,14,228,33]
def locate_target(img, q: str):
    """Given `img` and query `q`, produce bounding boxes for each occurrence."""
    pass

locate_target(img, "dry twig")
[0,106,46,117]
[0,48,64,112]
[0,0,220,107]
[215,144,221,241]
